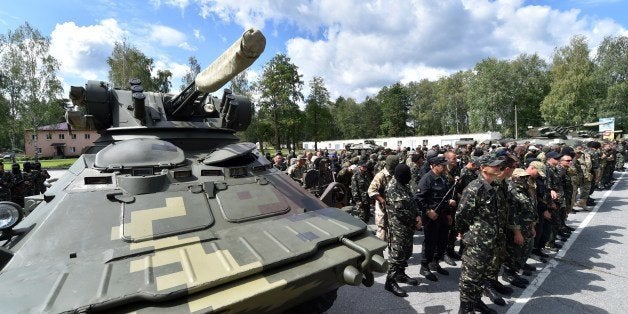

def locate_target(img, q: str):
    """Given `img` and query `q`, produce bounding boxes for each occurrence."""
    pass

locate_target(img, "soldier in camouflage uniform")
[0,161,15,202]
[350,161,372,223]
[485,151,521,304]
[504,169,538,282]
[368,155,399,241]
[384,163,421,297]
[286,155,308,183]
[576,146,592,210]
[11,163,27,207]
[586,141,601,203]
[456,154,504,314]
[557,154,575,235]
[544,151,566,250]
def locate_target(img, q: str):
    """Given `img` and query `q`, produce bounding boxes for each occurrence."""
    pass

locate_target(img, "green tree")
[510,54,550,137]
[377,82,410,137]
[180,56,201,90]
[107,41,157,91]
[304,77,333,150]
[541,35,597,125]
[408,79,441,135]
[330,96,361,140]
[594,35,628,131]
[230,71,252,96]
[154,69,173,93]
[255,54,303,152]
[0,22,63,152]
[436,71,471,134]
[360,97,382,138]
[468,58,515,134]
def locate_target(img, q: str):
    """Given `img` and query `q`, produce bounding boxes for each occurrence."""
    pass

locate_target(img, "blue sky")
[1,0,626,102]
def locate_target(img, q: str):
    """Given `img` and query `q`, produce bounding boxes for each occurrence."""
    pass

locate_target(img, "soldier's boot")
[578,199,590,211]
[384,277,408,297]
[428,261,449,276]
[393,272,419,286]
[502,268,528,289]
[483,283,506,306]
[475,299,498,314]
[488,279,513,295]
[443,254,457,266]
[420,265,438,282]
[458,301,475,314]
[447,249,462,260]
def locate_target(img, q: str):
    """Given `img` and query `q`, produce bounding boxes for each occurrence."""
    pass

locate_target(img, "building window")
[383,142,387,147]
[59,134,65,140]
[70,147,76,153]
[31,134,36,140]
[46,133,52,140]
[36,147,42,154]
[423,139,428,146]
[84,133,91,140]
[71,134,77,139]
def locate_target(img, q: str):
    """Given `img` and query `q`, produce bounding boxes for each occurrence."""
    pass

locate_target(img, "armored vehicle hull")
[0,29,386,313]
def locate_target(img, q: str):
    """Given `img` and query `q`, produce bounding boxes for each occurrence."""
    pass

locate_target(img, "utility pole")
[514,102,518,139]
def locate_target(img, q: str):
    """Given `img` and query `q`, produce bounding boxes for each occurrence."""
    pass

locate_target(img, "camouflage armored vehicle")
[0,29,387,313]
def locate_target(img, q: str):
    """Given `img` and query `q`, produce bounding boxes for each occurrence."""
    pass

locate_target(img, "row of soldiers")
[0,161,51,208]
[276,138,625,314]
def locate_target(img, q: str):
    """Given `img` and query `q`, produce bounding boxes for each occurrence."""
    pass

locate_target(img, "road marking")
[506,172,626,314]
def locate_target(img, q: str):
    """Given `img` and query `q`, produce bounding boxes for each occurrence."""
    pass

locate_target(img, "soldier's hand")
[415,216,422,230]
[550,190,558,200]
[543,210,552,220]
[427,209,438,221]
[514,230,524,246]
[448,199,456,207]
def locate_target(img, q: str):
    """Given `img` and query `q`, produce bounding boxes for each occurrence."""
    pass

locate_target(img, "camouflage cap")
[478,154,504,167]
[529,160,546,177]
[511,168,530,178]
[384,155,399,172]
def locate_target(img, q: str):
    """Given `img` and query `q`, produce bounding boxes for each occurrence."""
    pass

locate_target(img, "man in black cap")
[415,156,456,281]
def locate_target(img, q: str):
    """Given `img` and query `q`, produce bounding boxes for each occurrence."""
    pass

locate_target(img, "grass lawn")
[1,158,77,170]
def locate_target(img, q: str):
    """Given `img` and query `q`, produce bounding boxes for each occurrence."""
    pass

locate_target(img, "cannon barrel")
[195,28,266,93]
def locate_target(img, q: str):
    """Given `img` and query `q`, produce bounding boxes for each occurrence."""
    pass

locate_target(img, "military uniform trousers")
[421,214,449,266]
[386,215,415,277]
[505,227,534,271]
[375,202,388,241]
[460,228,498,303]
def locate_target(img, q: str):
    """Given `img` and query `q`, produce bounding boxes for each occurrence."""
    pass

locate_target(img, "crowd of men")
[0,161,50,208]
[272,138,626,314]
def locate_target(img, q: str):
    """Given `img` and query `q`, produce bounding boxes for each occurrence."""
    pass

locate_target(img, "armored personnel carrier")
[0,29,386,313]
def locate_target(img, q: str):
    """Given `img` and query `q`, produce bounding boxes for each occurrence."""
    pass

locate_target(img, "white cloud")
[193,0,627,101]
[149,25,194,50]
[193,29,205,41]
[50,18,125,82]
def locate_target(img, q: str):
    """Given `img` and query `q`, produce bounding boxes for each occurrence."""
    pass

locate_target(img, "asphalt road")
[328,171,628,314]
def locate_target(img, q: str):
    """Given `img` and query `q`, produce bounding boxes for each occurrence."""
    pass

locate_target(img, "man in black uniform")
[415,156,456,281]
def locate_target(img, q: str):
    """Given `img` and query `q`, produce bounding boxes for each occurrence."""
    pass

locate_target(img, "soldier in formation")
[384,163,421,297]
[276,138,622,308]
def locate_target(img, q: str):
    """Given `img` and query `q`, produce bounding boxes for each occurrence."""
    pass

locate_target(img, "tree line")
[1,22,626,155]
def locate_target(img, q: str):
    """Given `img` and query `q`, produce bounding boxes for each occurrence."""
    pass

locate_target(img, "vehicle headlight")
[0,202,22,231]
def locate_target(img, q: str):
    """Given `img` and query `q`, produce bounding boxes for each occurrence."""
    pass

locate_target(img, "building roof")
[37,122,70,131]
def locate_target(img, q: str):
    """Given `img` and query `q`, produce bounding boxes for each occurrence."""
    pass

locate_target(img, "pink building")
[24,123,98,158]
